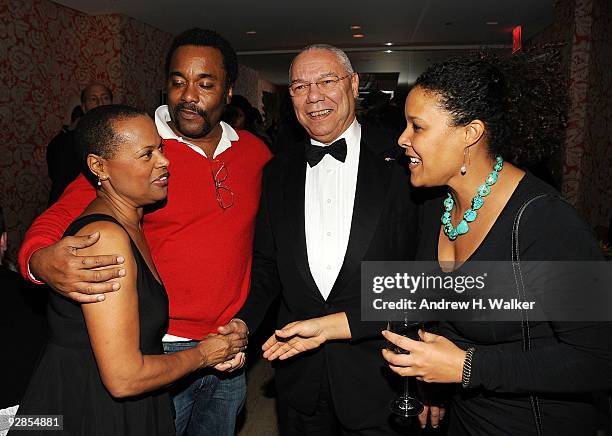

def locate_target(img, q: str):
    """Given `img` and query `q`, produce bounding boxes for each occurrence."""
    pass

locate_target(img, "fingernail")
[112,283,120,290]
[117,256,125,263]
[90,232,99,238]
[97,294,105,301]
[118,269,126,277]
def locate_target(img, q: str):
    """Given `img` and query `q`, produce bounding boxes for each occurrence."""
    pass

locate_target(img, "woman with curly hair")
[260,51,612,435]
[381,52,612,435]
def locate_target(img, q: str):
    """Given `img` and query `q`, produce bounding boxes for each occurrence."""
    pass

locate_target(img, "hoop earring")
[460,148,470,175]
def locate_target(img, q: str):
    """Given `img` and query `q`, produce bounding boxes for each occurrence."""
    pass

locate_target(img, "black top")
[0,266,46,409]
[417,173,612,435]
[13,214,175,435]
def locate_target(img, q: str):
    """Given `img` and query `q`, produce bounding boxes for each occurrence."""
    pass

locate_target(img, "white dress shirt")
[154,105,238,159]
[305,119,361,300]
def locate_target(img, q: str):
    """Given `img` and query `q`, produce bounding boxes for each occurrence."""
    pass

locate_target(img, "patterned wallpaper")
[1,0,171,264]
[118,15,172,113]
[234,64,278,112]
[528,0,611,233]
[234,64,262,111]
[581,0,611,233]
[1,0,277,264]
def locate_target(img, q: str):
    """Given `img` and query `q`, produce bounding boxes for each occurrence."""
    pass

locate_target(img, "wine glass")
[386,319,424,417]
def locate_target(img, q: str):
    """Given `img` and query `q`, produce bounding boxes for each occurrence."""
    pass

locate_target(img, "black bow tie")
[305,138,347,167]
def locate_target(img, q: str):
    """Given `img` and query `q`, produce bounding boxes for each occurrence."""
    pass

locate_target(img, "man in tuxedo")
[226,45,420,434]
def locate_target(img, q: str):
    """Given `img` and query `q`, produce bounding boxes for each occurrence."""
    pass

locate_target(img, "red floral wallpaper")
[580,0,611,233]
[117,15,173,112]
[1,0,171,263]
[562,0,610,233]
[529,0,611,234]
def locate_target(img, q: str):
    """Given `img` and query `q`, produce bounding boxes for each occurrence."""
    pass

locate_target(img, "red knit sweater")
[19,132,271,339]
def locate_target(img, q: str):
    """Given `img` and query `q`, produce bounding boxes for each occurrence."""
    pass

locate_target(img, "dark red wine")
[386,321,421,354]
[388,344,409,354]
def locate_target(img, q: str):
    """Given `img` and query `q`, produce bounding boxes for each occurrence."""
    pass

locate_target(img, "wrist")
[319,312,350,341]
[316,317,331,342]
[195,343,209,369]
[28,250,46,284]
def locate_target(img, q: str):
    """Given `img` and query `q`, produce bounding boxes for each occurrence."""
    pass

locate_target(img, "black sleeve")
[344,311,387,342]
[235,169,282,335]
[468,196,612,393]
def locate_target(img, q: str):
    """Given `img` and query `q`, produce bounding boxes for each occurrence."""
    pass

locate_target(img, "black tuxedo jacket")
[237,126,419,428]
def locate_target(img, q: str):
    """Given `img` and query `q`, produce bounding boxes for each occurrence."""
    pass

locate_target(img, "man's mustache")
[175,103,209,120]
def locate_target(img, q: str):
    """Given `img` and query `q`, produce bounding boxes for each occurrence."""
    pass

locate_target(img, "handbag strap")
[511,193,549,436]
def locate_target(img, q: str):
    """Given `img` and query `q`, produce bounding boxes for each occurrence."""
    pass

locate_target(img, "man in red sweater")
[18,28,271,435]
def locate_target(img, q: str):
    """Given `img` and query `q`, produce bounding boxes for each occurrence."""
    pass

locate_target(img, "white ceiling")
[52,0,555,86]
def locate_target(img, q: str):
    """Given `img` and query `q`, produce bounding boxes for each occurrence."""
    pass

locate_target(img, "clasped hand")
[212,319,249,372]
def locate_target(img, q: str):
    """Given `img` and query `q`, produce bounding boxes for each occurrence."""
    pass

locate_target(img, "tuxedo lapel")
[327,135,393,301]
[282,143,323,301]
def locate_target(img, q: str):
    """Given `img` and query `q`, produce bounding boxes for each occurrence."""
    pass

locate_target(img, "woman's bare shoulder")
[74,218,132,257]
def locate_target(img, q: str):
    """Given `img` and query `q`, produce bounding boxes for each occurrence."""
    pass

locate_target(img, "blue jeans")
[163,340,246,436]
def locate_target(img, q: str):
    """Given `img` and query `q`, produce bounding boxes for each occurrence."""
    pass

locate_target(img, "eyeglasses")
[288,74,353,97]
[210,159,234,210]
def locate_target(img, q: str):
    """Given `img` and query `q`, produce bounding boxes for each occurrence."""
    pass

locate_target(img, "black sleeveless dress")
[13,214,175,435]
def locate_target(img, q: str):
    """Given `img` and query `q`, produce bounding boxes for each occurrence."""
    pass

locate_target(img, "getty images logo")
[371,272,487,294]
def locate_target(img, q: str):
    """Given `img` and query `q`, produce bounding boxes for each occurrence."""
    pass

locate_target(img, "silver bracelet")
[461,347,476,388]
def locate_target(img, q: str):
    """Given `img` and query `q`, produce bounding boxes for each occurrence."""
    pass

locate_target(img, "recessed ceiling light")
[384,50,393,53]
[486,21,499,25]
[385,42,393,46]
[350,25,361,30]
[246,30,257,35]
[352,33,365,38]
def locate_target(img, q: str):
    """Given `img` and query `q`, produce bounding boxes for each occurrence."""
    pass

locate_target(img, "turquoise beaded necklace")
[442,156,504,241]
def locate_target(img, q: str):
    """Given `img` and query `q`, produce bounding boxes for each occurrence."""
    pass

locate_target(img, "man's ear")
[465,119,485,146]
[351,73,359,99]
[87,154,107,181]
[226,85,234,105]
[0,232,7,254]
